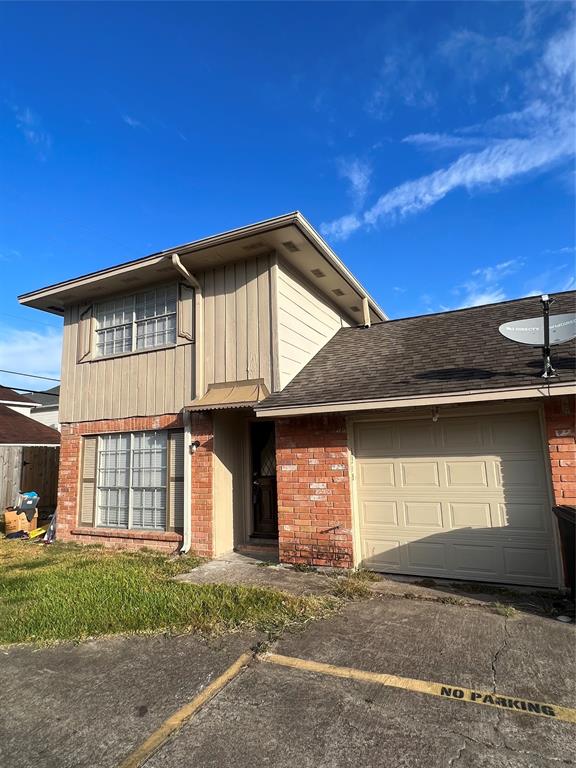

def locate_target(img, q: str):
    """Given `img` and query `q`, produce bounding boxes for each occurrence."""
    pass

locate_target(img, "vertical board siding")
[203,256,272,389]
[60,304,194,422]
[59,257,273,422]
[276,263,349,388]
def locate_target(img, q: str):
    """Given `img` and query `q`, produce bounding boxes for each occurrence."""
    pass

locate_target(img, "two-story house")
[19,213,575,588]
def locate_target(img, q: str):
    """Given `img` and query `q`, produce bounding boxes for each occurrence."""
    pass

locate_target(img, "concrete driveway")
[1,597,574,768]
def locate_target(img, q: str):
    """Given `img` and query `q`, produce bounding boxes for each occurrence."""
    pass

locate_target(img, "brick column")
[189,411,214,558]
[275,414,353,568]
[544,396,576,506]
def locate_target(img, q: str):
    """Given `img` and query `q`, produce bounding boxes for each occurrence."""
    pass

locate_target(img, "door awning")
[186,379,270,411]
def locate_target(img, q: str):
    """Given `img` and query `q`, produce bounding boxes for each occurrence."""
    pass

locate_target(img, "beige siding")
[276,262,349,388]
[60,304,195,422]
[213,411,248,555]
[60,258,274,423]
[200,254,273,390]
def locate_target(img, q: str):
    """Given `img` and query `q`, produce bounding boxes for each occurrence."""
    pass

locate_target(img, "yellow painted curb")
[119,650,253,768]
[263,653,576,725]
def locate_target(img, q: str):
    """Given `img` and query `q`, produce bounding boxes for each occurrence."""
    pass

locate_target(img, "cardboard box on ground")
[3,510,38,534]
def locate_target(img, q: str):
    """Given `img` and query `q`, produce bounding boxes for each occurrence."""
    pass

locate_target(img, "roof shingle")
[259,291,576,411]
[0,404,60,445]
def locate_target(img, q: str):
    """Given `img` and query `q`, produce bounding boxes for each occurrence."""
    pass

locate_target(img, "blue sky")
[0,1,574,391]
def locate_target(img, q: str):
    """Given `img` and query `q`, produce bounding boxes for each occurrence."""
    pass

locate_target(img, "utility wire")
[0,369,60,382]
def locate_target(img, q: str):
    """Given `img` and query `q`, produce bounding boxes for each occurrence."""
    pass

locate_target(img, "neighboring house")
[0,386,60,512]
[29,386,60,431]
[18,213,576,588]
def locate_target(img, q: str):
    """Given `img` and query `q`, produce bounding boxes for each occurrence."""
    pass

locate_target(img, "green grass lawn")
[0,539,336,645]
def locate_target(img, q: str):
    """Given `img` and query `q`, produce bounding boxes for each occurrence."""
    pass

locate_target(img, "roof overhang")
[18,212,386,323]
[255,382,576,417]
[186,379,270,412]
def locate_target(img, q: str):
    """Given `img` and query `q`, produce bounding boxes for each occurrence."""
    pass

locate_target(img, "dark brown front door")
[251,422,278,538]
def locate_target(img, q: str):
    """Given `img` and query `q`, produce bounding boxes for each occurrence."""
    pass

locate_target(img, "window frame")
[96,430,168,532]
[93,284,179,360]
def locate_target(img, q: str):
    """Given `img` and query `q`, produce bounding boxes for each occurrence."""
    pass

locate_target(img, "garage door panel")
[353,413,559,587]
[396,422,438,452]
[449,544,501,576]
[441,419,485,450]
[503,547,553,581]
[489,416,542,451]
[355,423,395,455]
[500,502,549,532]
[358,462,395,488]
[400,461,440,488]
[445,460,489,488]
[405,541,447,571]
[404,501,443,528]
[496,458,546,490]
[361,538,401,569]
[360,500,398,526]
[448,502,492,528]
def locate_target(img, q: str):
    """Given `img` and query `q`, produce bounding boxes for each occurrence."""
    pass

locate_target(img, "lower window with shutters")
[79,430,184,532]
[97,431,167,530]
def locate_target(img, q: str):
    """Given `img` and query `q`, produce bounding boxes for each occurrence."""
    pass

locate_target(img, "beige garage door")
[353,411,559,586]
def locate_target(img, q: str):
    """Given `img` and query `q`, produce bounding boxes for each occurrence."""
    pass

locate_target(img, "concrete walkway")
[175,552,572,618]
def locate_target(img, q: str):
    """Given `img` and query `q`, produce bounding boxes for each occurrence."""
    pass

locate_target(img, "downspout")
[169,253,205,555]
[181,408,193,554]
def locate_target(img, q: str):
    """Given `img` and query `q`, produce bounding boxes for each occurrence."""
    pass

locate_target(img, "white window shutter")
[177,284,194,341]
[77,304,94,362]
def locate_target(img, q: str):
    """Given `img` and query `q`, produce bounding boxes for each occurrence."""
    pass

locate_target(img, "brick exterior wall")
[544,396,576,506]
[58,412,214,556]
[275,414,353,568]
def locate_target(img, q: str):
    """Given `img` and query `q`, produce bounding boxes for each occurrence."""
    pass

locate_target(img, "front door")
[251,422,278,538]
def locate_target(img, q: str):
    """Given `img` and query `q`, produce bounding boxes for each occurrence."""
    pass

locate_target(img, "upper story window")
[94,285,177,358]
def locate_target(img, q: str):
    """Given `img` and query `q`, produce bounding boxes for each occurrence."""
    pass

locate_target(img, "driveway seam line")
[118,650,254,768]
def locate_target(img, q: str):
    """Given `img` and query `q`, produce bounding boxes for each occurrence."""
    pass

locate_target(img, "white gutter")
[180,408,193,554]
[255,382,576,418]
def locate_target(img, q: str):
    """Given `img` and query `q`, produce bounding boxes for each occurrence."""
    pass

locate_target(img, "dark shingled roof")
[0,386,38,405]
[31,386,60,408]
[259,291,576,411]
[0,404,60,445]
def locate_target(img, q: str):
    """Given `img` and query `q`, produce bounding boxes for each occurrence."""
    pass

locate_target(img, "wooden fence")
[0,446,60,512]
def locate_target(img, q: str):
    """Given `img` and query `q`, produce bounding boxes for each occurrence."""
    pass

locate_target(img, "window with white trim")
[97,431,167,530]
[94,285,177,358]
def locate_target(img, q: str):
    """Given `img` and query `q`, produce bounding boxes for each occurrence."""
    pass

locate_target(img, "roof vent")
[349,305,360,312]
[311,268,325,278]
[282,240,300,253]
[332,288,345,297]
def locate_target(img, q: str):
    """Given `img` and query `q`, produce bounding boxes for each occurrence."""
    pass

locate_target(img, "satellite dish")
[498,313,576,346]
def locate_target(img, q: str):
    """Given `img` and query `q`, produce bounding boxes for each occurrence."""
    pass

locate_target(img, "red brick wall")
[58,412,214,556]
[544,396,576,506]
[275,414,353,568]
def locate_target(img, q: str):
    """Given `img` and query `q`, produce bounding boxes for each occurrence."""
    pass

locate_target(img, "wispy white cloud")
[402,133,490,151]
[12,106,52,159]
[122,114,146,129]
[543,246,576,255]
[366,52,436,119]
[337,158,372,208]
[0,327,62,391]
[472,259,523,283]
[322,16,575,241]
